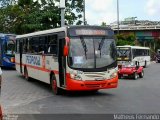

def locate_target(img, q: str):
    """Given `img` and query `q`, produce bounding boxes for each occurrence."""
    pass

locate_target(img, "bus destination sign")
[75,29,107,36]
[68,28,112,36]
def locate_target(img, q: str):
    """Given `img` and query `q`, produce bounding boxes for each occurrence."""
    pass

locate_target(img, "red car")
[118,65,144,80]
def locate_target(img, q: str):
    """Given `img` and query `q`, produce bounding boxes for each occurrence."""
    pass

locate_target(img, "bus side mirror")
[63,45,69,56]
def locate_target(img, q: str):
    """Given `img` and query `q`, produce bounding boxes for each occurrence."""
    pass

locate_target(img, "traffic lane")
[1,69,53,114]
[1,63,160,114]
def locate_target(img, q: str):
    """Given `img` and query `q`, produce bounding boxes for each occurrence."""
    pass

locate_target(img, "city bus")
[117,45,150,67]
[15,26,118,95]
[0,33,16,68]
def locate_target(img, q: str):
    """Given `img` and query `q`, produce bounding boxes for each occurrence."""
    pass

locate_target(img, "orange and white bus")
[15,26,118,95]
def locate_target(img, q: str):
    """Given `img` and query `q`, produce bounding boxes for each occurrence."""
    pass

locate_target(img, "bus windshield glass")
[117,47,131,61]
[68,37,116,69]
[5,37,15,55]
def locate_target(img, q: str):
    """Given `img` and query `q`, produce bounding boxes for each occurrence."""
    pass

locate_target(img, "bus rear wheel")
[144,61,147,68]
[51,75,61,95]
[24,68,30,81]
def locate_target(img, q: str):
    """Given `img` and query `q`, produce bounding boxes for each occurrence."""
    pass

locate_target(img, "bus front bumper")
[66,75,118,91]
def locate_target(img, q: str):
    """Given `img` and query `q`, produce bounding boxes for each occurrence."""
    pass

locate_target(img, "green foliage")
[116,33,136,46]
[101,22,107,27]
[0,0,83,34]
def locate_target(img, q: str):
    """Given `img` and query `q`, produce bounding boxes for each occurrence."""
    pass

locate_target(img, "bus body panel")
[0,34,16,68]
[117,45,150,67]
[15,26,118,92]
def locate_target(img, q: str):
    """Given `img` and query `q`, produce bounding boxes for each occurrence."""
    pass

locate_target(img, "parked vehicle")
[0,33,16,68]
[118,63,144,80]
[117,45,150,68]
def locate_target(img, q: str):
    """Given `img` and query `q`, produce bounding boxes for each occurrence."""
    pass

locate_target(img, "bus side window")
[132,49,135,58]
[29,37,39,53]
[16,40,20,53]
[39,36,47,54]
[23,39,28,53]
[48,35,58,55]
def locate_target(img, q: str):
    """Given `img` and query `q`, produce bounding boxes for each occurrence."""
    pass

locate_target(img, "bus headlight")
[10,57,15,63]
[70,70,82,80]
[110,72,118,79]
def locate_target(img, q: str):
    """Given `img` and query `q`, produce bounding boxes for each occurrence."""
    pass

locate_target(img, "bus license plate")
[123,74,128,77]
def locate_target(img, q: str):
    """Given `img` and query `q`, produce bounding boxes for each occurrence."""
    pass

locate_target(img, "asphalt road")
[1,62,160,115]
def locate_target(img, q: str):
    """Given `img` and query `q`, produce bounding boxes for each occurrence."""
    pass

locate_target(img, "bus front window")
[5,40,15,55]
[68,37,116,69]
[117,48,131,61]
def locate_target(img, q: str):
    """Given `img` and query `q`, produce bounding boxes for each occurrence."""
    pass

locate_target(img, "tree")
[116,33,136,46]
[0,0,83,34]
[101,22,107,26]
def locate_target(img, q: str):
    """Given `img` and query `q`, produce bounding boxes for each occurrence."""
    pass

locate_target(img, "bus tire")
[144,61,147,68]
[133,72,138,80]
[50,75,61,95]
[139,70,144,78]
[24,67,31,81]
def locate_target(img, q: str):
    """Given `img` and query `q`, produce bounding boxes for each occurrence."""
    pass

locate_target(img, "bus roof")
[16,27,67,39]
[16,25,113,39]
[117,45,150,50]
[0,33,16,37]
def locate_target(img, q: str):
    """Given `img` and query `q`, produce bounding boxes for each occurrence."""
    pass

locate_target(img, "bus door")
[58,33,66,87]
[19,41,23,73]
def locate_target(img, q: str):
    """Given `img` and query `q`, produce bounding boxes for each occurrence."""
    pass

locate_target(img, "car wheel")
[133,72,138,80]
[139,70,144,78]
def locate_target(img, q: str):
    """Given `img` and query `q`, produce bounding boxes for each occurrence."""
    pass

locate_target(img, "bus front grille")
[85,83,106,88]
[83,72,106,78]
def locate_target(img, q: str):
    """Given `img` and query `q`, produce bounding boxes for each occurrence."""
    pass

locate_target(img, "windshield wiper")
[98,38,105,57]
[80,36,88,59]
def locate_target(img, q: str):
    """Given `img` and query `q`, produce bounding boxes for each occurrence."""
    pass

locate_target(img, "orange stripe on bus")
[15,62,59,74]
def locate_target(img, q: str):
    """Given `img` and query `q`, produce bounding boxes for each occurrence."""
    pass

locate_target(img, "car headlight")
[110,72,118,79]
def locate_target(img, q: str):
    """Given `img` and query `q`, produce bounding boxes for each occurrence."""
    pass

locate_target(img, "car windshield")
[68,37,116,69]
[117,47,131,61]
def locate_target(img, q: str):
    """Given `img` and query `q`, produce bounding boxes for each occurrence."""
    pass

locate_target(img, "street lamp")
[117,0,120,34]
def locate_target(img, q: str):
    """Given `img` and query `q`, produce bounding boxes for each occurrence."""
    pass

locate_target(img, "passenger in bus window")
[48,39,57,55]
[39,45,44,54]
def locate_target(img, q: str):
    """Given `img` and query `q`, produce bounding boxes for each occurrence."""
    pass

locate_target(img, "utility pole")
[60,0,65,27]
[83,0,86,25]
[117,0,119,34]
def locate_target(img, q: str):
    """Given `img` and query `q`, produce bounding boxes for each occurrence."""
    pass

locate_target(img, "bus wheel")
[144,61,147,68]
[133,72,138,80]
[24,68,30,81]
[51,75,61,95]
[139,70,144,78]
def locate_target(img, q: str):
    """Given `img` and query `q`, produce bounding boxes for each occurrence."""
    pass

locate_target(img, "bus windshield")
[117,47,131,61]
[68,37,116,69]
[5,39,15,55]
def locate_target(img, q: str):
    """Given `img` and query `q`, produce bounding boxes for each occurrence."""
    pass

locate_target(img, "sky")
[85,0,160,25]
